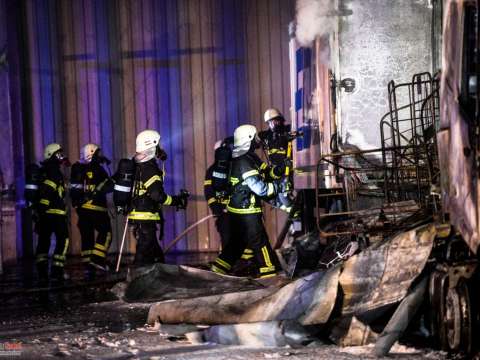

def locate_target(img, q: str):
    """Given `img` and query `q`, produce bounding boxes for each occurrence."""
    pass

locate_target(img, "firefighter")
[204,140,231,248]
[128,129,189,265]
[211,124,284,278]
[258,108,295,213]
[71,144,113,278]
[36,143,70,285]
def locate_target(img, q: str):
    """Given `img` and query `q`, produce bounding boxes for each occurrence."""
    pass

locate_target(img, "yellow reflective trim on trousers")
[280,205,292,213]
[36,254,48,263]
[261,246,273,267]
[207,197,216,205]
[104,232,112,252]
[63,238,69,256]
[53,254,65,261]
[259,265,276,273]
[241,254,254,260]
[259,273,277,278]
[204,180,212,185]
[81,202,108,212]
[128,211,161,220]
[268,149,286,155]
[144,175,161,189]
[95,243,107,251]
[92,249,106,258]
[211,264,226,274]
[215,258,231,270]
[81,250,92,256]
[40,199,50,206]
[163,195,172,206]
[243,248,253,254]
[44,179,57,190]
[46,209,67,215]
[242,169,259,180]
[95,231,111,252]
[58,185,64,198]
[267,183,274,196]
[53,261,64,267]
[227,205,262,214]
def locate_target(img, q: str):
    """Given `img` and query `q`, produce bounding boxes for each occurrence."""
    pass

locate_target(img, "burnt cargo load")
[280,0,479,354]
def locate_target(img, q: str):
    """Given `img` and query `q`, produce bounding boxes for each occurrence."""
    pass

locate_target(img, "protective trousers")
[77,208,112,266]
[132,221,165,265]
[212,213,280,278]
[215,212,231,249]
[35,214,69,280]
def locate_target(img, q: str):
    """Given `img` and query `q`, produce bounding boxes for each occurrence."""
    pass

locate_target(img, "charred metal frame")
[381,72,440,207]
[313,72,441,238]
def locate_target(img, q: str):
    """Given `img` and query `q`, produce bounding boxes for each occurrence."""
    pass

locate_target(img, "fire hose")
[164,214,215,253]
[115,214,215,271]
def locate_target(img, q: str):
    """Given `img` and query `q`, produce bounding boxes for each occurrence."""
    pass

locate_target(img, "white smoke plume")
[295,0,344,47]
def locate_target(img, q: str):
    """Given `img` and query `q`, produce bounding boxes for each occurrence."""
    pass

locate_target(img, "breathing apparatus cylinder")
[70,162,86,208]
[24,163,43,207]
[212,145,232,199]
[113,158,136,213]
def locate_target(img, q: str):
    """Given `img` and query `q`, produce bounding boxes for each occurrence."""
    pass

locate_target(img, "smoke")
[295,0,350,47]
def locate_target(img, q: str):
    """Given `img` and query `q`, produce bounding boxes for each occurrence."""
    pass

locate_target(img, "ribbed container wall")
[21,0,294,255]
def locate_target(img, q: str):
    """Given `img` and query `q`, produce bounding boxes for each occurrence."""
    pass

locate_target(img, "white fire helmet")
[136,129,161,153]
[264,108,283,123]
[233,124,257,148]
[81,143,99,163]
[43,143,62,160]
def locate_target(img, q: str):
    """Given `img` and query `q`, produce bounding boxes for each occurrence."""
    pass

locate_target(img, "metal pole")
[115,216,129,272]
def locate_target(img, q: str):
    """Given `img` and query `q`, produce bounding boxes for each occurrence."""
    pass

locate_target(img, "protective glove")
[279,177,292,193]
[172,189,190,211]
[210,202,225,216]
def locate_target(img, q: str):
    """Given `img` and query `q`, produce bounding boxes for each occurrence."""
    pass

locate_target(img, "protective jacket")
[38,161,67,216]
[227,152,276,214]
[204,164,229,216]
[128,159,174,221]
[258,124,292,166]
[81,161,113,212]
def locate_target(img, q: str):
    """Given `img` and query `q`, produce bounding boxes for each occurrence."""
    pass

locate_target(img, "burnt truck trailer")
[286,0,479,354]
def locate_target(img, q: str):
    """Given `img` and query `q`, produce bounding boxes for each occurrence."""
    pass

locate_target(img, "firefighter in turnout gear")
[211,124,283,278]
[204,140,231,248]
[36,143,70,284]
[71,144,113,278]
[258,108,295,213]
[128,130,189,265]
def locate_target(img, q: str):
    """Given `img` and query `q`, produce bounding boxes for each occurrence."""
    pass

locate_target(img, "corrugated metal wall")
[22,0,294,255]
